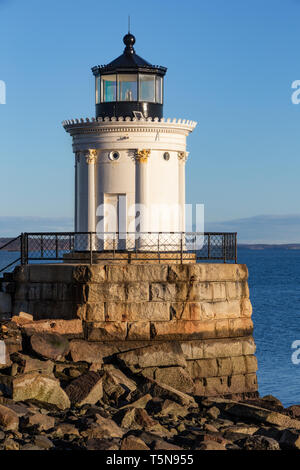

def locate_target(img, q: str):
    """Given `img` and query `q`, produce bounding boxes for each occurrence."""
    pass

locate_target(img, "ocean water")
[1,248,300,407]
[238,247,300,407]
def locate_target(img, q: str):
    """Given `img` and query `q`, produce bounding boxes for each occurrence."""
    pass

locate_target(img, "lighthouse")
[63,33,197,251]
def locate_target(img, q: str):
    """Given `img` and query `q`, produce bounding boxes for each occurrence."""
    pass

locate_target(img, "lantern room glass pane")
[118,74,137,101]
[156,76,163,104]
[101,75,117,102]
[96,76,101,104]
[139,74,155,102]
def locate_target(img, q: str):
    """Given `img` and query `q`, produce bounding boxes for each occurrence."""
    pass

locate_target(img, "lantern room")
[92,33,167,119]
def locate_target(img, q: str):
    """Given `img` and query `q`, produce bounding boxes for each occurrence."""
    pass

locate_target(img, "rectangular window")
[139,74,155,102]
[101,74,117,102]
[156,76,163,104]
[96,76,101,104]
[118,74,137,101]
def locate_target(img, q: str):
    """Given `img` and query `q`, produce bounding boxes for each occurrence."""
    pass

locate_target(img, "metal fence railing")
[9,232,238,265]
[0,232,237,273]
[0,235,22,274]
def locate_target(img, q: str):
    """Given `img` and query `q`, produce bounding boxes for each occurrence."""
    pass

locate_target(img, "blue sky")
[0,0,300,227]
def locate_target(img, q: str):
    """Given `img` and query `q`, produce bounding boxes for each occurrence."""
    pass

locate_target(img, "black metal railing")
[0,235,22,274]
[0,232,237,273]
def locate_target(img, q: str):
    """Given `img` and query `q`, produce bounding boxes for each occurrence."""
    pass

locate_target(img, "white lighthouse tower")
[63,33,196,252]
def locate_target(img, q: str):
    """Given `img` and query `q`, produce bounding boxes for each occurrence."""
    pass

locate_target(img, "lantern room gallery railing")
[0,232,238,274]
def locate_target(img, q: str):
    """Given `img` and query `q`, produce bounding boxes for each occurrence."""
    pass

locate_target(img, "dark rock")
[225,402,300,429]
[65,371,103,406]
[0,323,22,355]
[3,437,19,450]
[223,431,255,442]
[235,435,280,450]
[142,378,196,407]
[24,412,55,431]
[156,399,188,418]
[153,439,183,450]
[10,353,54,376]
[52,423,80,438]
[13,373,70,410]
[69,340,104,364]
[221,424,258,435]
[196,440,226,450]
[102,366,136,404]
[0,374,13,397]
[134,430,168,446]
[86,438,120,450]
[118,408,157,430]
[0,403,19,431]
[121,394,152,411]
[145,397,164,415]
[22,443,45,450]
[279,429,300,449]
[31,332,70,360]
[206,406,220,420]
[34,435,54,449]
[0,400,30,418]
[194,430,226,445]
[254,426,284,441]
[81,415,124,439]
[82,405,110,419]
[174,433,197,448]
[121,435,150,450]
[54,361,89,382]
[286,405,300,419]
[261,395,284,409]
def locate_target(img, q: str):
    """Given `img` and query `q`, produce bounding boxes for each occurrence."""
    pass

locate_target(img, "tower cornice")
[63,117,197,137]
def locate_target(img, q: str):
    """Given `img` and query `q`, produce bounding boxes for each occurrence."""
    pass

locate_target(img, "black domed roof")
[92,33,167,76]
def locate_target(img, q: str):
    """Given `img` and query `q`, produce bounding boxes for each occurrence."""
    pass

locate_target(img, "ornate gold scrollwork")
[85,149,98,164]
[135,149,151,163]
[177,151,187,162]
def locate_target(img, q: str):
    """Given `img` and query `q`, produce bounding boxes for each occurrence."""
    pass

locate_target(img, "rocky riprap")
[0,315,299,451]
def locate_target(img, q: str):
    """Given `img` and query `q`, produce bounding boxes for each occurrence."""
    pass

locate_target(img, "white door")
[104,194,126,250]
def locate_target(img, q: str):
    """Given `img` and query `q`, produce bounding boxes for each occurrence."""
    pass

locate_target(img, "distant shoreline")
[239,244,300,250]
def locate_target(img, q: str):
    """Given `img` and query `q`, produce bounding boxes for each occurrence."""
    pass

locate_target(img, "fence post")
[223,234,227,264]
[25,233,29,265]
[208,233,211,259]
[235,233,237,264]
[41,235,44,259]
[20,233,24,265]
[55,235,58,259]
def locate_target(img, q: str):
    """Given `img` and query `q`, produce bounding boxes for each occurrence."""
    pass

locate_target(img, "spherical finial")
[123,33,136,54]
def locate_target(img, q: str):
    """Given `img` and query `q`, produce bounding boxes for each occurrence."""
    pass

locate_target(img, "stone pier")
[9,263,258,398]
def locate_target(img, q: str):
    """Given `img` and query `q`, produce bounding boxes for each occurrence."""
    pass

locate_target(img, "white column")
[74,152,80,232]
[178,152,188,233]
[135,149,150,233]
[85,149,98,233]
